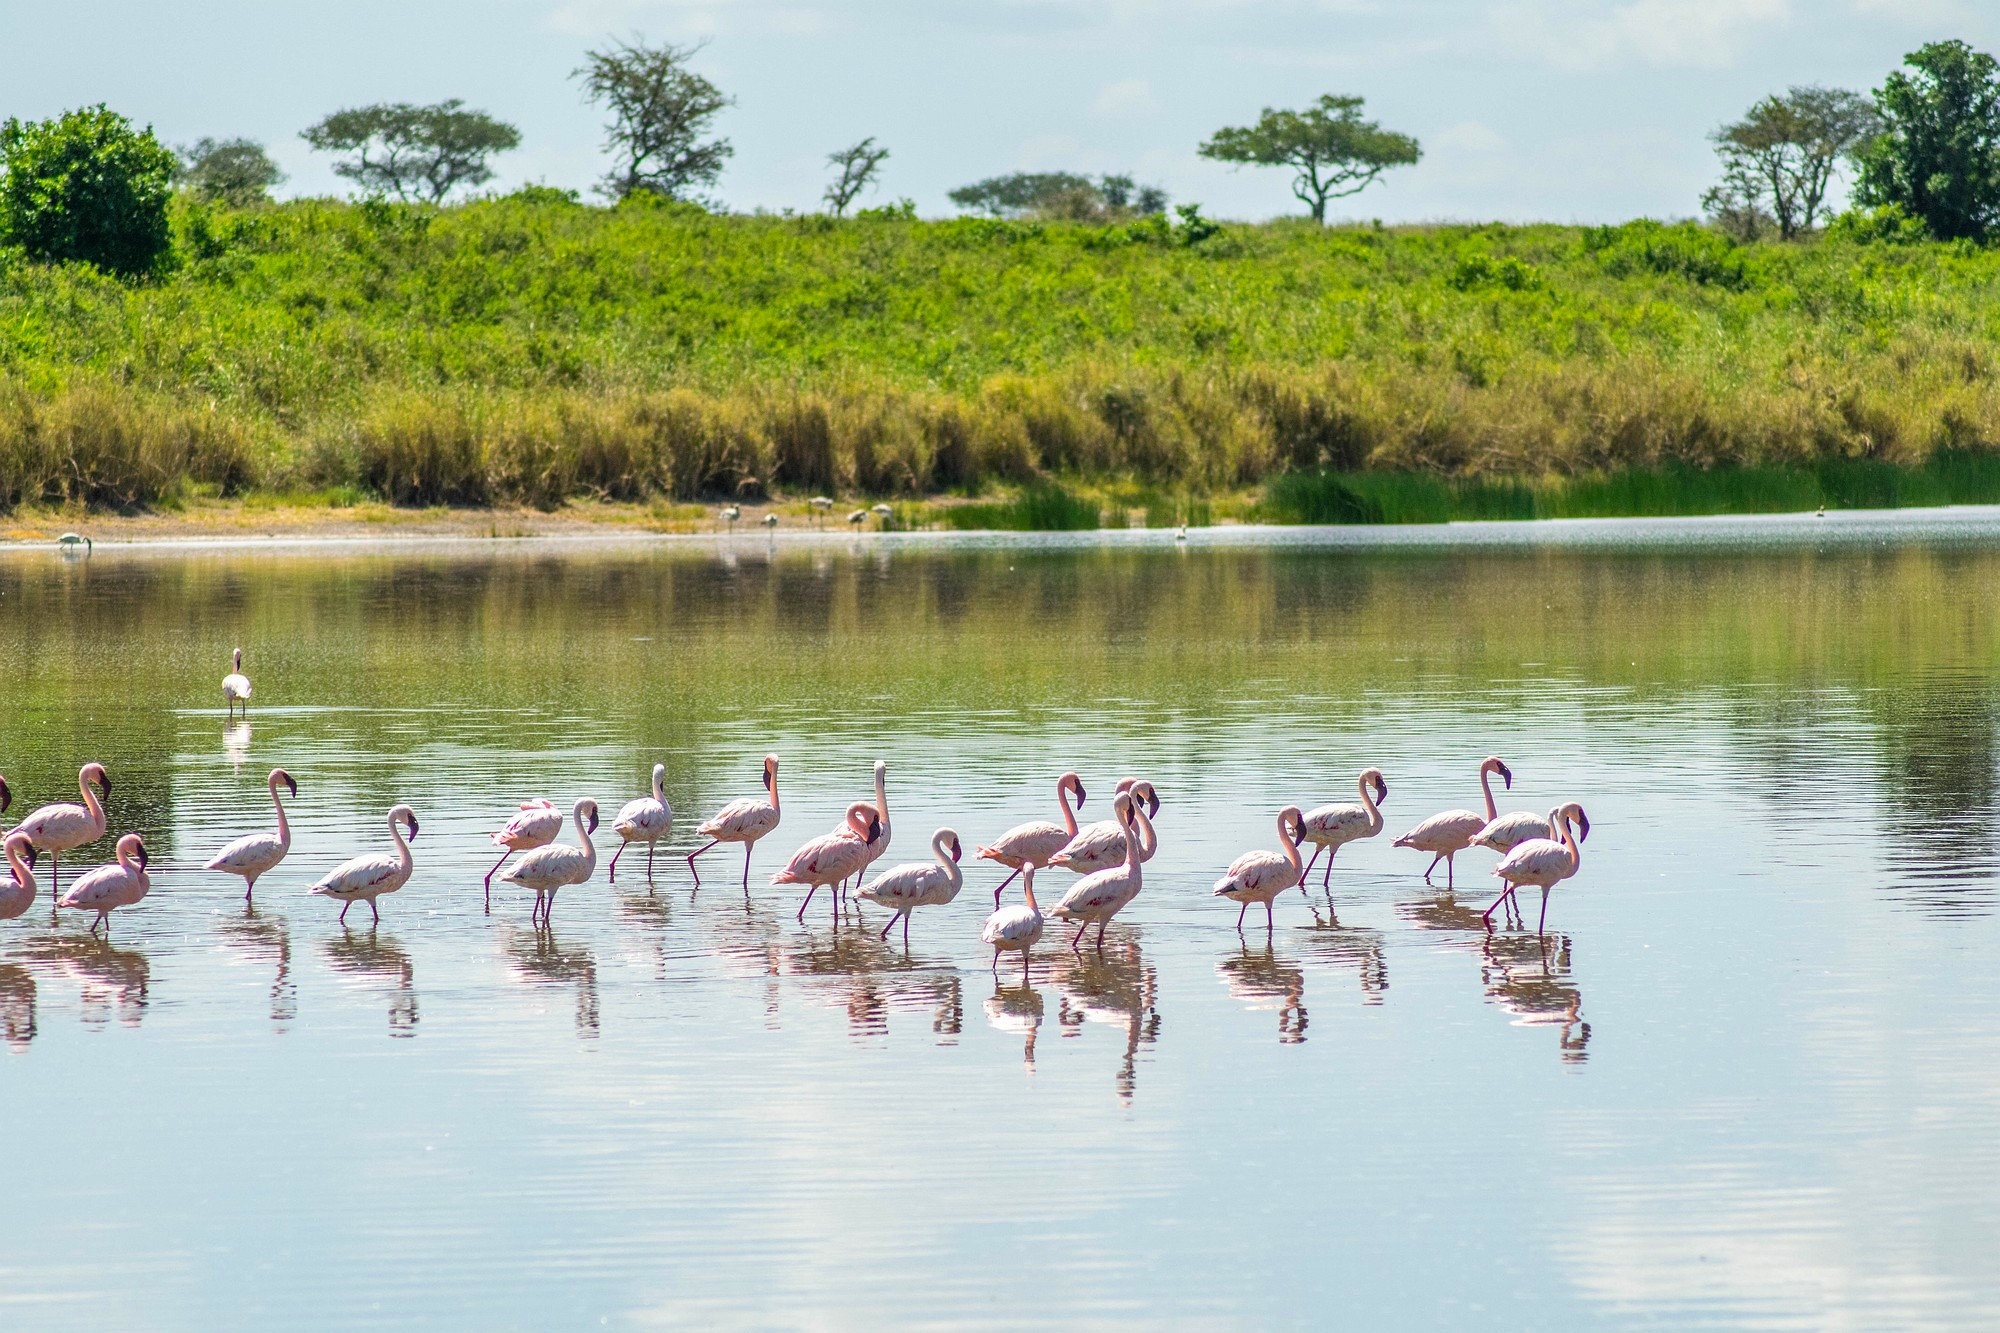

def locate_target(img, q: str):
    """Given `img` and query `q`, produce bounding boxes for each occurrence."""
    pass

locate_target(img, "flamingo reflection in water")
[323,929,419,1037]
[1049,934,1161,1103]
[21,934,151,1030]
[985,980,1045,1070]
[1215,943,1308,1043]
[777,927,962,1041]
[1481,930,1592,1064]
[217,903,297,1029]
[0,963,34,1050]
[507,926,600,1038]
[1299,899,1389,1005]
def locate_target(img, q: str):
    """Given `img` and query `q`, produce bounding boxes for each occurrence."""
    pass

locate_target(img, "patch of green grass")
[943,485,1101,531]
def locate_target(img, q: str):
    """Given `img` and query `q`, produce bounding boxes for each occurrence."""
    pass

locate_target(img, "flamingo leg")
[830,883,839,926]
[339,900,352,924]
[1322,846,1336,889]
[244,875,256,903]
[741,842,753,893]
[687,839,718,886]
[1096,920,1108,952]
[1446,852,1455,890]
[1235,900,1247,930]
[609,843,624,881]
[1265,899,1275,933]
[369,898,380,925]
[484,848,511,906]
[903,912,912,947]
[49,851,59,904]
[880,911,896,941]
[1299,843,1321,885]
[992,865,1021,908]
[1537,887,1550,936]
[1481,887,1511,927]
[797,884,818,922]
[647,841,656,878]
[1423,853,1441,884]
[1070,921,1087,952]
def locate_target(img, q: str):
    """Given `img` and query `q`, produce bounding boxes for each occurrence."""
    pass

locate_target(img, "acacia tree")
[1198,94,1419,222]
[824,137,888,215]
[1702,87,1879,240]
[574,37,732,202]
[302,101,519,204]
[0,105,177,276]
[1855,40,2000,242]
[177,137,285,207]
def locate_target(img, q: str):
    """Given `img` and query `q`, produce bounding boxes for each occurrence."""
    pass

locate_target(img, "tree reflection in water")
[1049,934,1161,1103]
[323,928,418,1038]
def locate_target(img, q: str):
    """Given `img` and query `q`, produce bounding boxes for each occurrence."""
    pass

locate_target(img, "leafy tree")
[1855,40,2000,242]
[574,37,733,202]
[302,101,519,204]
[825,137,888,216]
[1702,87,1880,240]
[0,104,176,276]
[176,137,285,207]
[1198,94,1419,223]
[948,171,1166,220]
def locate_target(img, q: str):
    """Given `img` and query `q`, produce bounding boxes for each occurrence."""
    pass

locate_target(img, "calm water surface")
[3,513,2000,1332]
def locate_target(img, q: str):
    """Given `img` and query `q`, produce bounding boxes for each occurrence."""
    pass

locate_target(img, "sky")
[4,0,1996,223]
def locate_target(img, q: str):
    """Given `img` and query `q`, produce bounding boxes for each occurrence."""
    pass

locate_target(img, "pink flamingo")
[0,831,37,921]
[1394,756,1510,889]
[1298,768,1388,889]
[1212,806,1307,932]
[485,798,563,907]
[854,827,964,943]
[1050,778,1159,875]
[1050,792,1143,952]
[771,801,881,924]
[12,763,107,902]
[311,805,418,925]
[975,771,1086,907]
[204,768,297,901]
[59,833,150,937]
[1486,802,1590,933]
[827,759,891,899]
[982,863,1047,978]
[690,754,782,890]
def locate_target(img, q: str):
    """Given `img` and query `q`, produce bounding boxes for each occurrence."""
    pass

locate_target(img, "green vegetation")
[7,193,2000,519]
[0,105,176,277]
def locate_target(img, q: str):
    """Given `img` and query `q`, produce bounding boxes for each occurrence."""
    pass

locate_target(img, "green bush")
[0,105,176,277]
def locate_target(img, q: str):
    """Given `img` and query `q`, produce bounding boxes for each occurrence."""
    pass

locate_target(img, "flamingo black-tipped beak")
[1374,776,1388,802]
[283,773,298,798]
[135,841,150,870]
[763,770,774,792]
[98,772,113,798]
[25,846,38,866]
[868,815,882,844]
[1074,780,1087,804]
[950,837,963,862]
[406,815,420,840]
[0,776,10,814]
[1577,812,1591,841]
[1146,789,1161,818]
[587,808,601,834]
[1498,762,1513,789]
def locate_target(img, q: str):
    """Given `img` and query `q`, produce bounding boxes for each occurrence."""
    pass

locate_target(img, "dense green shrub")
[0,106,177,277]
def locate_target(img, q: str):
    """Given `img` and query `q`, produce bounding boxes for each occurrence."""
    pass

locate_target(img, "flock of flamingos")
[0,652,1592,966]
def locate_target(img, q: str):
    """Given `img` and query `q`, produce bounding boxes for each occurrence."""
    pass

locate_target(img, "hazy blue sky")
[5,1,1996,222]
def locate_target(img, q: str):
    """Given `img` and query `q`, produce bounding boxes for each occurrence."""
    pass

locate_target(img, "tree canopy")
[302,101,519,204]
[948,172,1167,220]
[177,137,285,208]
[1703,86,1880,240]
[824,138,889,216]
[574,38,733,202]
[0,104,176,277]
[1197,94,1419,223]
[1854,40,2000,242]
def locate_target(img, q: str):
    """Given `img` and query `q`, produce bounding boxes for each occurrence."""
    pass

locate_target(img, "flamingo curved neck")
[389,813,413,869]
[1058,779,1080,837]
[80,770,104,828]
[1357,775,1381,830]
[1022,871,1040,914]
[767,768,781,816]
[1478,766,1498,821]
[933,831,963,889]
[574,809,598,871]
[652,766,666,803]
[271,778,291,851]
[5,841,30,889]
[1560,815,1581,869]
[1131,804,1157,861]
[1280,815,1302,873]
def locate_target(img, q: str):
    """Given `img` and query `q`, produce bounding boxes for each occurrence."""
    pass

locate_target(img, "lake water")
[4,511,2000,1332]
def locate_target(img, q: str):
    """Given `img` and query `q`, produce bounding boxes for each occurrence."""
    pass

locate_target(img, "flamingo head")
[7,832,35,866]
[233,647,243,670]
[1129,780,1160,818]
[273,768,298,799]
[121,834,148,871]
[1114,777,1137,796]
[762,754,779,792]
[1111,790,1135,828]
[394,806,420,841]
[578,798,600,835]
[1364,768,1388,804]
[1487,757,1513,789]
[845,802,882,844]
[1280,805,1305,843]
[84,763,111,799]
[0,774,10,815]
[1562,802,1590,842]
[1059,771,1085,807]
[946,832,963,862]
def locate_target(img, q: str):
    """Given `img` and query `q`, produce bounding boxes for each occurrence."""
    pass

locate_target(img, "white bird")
[1213,806,1307,932]
[762,513,778,530]
[310,804,418,925]
[1486,802,1590,933]
[609,763,674,881]
[856,827,964,943]
[1393,756,1510,888]
[982,862,1047,977]
[722,505,742,528]
[772,801,882,923]
[485,798,564,905]
[1051,792,1143,952]
[828,758,891,896]
[871,503,894,526]
[809,496,834,523]
[59,833,150,937]
[1050,778,1159,874]
[204,767,297,900]
[223,647,252,719]
[689,754,782,890]
[846,509,868,529]
[976,770,1086,906]
[12,763,109,903]
[1298,768,1388,890]
[0,831,38,921]
[501,798,600,924]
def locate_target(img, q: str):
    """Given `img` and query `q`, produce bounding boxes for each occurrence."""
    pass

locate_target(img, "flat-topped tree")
[1199,94,1419,223]
[302,101,519,205]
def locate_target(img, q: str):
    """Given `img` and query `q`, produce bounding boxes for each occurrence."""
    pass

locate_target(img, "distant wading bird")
[13,764,107,902]
[204,768,297,901]
[1050,792,1144,952]
[485,799,564,906]
[772,801,882,923]
[1213,806,1307,932]
[976,770,1086,907]
[609,764,673,881]
[689,754,782,890]
[1393,756,1511,889]
[223,648,252,719]
[0,831,38,921]
[311,804,418,925]
[1487,802,1589,933]
[59,833,150,937]
[501,798,599,924]
[1298,768,1388,889]
[846,509,868,530]
[1050,779,1158,875]
[983,863,1046,977]
[57,532,91,555]
[855,827,964,943]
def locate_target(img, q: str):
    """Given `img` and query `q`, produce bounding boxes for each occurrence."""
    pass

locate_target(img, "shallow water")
[4,516,1999,1332]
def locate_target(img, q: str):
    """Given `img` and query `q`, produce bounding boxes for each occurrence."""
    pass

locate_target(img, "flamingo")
[1050,792,1143,952]
[983,863,1047,977]
[772,801,881,923]
[871,503,894,527]
[484,798,564,906]
[809,496,834,524]
[1392,756,1510,889]
[0,832,37,921]
[609,763,673,881]
[1050,779,1159,875]
[1213,806,1307,932]
[762,513,779,531]
[223,648,252,719]
[500,798,599,925]
[204,768,298,900]
[58,833,150,937]
[1298,768,1388,889]
[12,763,108,902]
[976,771,1086,906]
[846,509,867,529]
[689,754,782,890]
[1471,805,1560,856]
[1486,802,1591,933]
[310,804,418,925]
[828,759,891,897]
[722,505,742,529]
[854,828,964,943]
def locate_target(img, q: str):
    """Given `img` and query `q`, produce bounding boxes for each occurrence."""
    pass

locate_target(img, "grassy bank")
[5,193,2000,520]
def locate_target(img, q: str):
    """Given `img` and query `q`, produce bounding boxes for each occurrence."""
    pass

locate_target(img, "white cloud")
[1092,78,1160,118]
[1494,0,1790,71]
